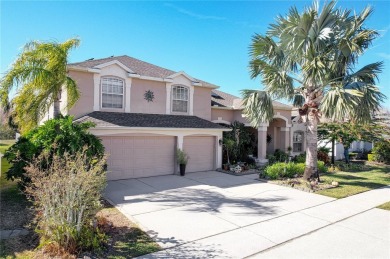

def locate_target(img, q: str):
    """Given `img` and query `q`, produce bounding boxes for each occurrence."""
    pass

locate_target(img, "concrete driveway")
[104,171,390,258]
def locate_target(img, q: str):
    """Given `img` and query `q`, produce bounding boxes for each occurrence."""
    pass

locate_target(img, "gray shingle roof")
[211,89,292,110]
[75,111,228,129]
[69,55,217,88]
[211,89,239,107]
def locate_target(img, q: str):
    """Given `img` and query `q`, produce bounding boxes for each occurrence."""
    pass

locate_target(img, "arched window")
[101,77,124,108]
[293,131,304,152]
[172,85,189,113]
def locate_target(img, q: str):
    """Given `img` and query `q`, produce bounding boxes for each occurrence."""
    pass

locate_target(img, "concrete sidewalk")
[139,185,390,258]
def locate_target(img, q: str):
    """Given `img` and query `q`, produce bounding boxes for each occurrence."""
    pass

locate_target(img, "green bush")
[265,161,327,180]
[371,141,390,164]
[294,153,306,163]
[367,153,375,161]
[4,116,104,186]
[264,162,305,179]
[274,149,289,162]
[25,150,107,255]
[317,161,327,174]
[266,154,277,165]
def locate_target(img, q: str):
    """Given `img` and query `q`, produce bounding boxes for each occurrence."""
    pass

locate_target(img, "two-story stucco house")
[53,55,304,180]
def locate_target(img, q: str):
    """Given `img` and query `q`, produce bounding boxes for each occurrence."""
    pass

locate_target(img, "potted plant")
[177,148,189,176]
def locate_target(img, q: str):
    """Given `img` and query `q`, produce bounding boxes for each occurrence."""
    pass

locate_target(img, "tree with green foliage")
[4,116,104,186]
[242,1,385,180]
[318,122,388,163]
[0,38,80,134]
[223,121,253,163]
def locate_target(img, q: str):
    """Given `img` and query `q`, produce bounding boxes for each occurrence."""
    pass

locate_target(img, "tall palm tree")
[0,38,80,133]
[242,1,385,180]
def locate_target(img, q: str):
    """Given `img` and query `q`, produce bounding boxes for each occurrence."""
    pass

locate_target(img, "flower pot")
[179,164,186,176]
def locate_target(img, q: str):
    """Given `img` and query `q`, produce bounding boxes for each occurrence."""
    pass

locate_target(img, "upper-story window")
[101,77,124,109]
[172,85,189,113]
[293,131,304,152]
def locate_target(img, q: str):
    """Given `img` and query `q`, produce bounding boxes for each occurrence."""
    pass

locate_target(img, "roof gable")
[69,55,218,88]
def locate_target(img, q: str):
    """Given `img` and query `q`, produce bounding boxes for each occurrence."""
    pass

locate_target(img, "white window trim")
[100,76,125,109]
[171,85,190,114]
[293,131,304,152]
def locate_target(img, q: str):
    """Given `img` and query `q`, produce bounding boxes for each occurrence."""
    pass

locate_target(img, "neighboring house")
[46,55,303,180]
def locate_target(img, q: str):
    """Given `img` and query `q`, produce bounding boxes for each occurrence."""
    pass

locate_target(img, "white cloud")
[378,52,390,60]
[164,3,226,21]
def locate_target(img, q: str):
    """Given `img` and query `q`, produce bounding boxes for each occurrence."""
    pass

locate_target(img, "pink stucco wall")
[130,78,166,114]
[193,87,212,120]
[68,70,94,119]
[211,108,234,123]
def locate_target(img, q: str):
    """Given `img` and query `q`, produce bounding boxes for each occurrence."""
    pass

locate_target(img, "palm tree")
[0,38,80,133]
[242,1,385,180]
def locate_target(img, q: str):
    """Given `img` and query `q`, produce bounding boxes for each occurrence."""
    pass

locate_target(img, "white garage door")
[101,136,175,180]
[183,136,215,173]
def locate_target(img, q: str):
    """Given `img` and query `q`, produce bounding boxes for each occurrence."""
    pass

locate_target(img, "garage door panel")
[101,136,175,180]
[184,136,215,173]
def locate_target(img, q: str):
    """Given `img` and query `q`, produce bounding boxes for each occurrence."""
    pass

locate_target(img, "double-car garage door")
[101,135,215,180]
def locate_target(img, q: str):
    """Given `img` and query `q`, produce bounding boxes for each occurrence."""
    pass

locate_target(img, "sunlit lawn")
[377,201,390,211]
[317,164,390,199]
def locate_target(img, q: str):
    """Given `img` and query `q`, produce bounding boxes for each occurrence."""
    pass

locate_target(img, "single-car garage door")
[101,136,175,180]
[183,136,215,173]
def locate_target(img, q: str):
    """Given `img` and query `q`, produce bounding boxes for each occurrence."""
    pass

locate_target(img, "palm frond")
[241,90,274,127]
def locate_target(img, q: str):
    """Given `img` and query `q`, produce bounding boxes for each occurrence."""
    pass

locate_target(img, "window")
[101,77,124,108]
[172,86,188,113]
[293,131,304,152]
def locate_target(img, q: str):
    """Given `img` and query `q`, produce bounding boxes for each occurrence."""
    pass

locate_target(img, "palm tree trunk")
[53,99,61,118]
[53,91,62,118]
[303,111,318,180]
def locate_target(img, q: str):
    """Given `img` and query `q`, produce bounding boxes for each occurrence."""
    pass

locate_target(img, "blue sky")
[2,0,390,108]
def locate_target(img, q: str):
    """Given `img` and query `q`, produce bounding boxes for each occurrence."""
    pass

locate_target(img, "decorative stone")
[332,181,339,187]
[234,165,242,173]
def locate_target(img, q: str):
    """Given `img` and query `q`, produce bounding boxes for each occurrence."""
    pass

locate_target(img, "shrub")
[25,150,107,255]
[318,146,330,153]
[264,162,305,179]
[264,161,327,179]
[4,115,104,186]
[317,161,327,174]
[266,154,277,165]
[317,150,330,165]
[371,141,390,164]
[0,123,16,139]
[274,149,289,162]
[294,153,306,163]
[367,153,375,161]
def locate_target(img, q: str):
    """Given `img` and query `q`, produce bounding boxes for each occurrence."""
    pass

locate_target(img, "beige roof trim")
[68,65,100,73]
[91,126,231,132]
[94,60,134,73]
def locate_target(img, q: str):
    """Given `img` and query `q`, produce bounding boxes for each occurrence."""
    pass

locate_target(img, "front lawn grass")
[316,164,390,199]
[377,201,390,211]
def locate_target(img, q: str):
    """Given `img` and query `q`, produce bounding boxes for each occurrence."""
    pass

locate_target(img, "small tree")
[4,115,104,186]
[223,121,252,163]
[318,122,388,163]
